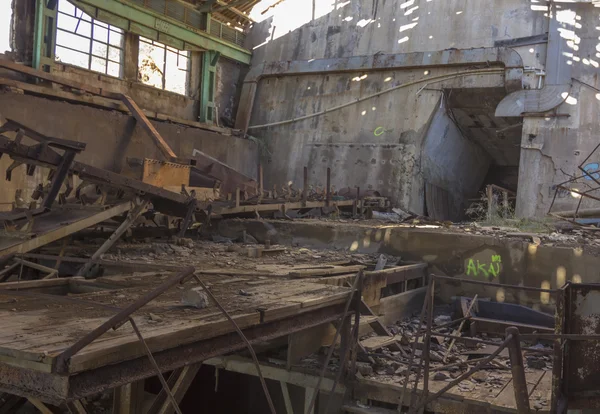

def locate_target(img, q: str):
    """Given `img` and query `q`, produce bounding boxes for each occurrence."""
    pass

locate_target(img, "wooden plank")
[342,403,397,414]
[359,336,399,351]
[491,371,546,412]
[120,94,177,160]
[378,287,427,326]
[289,265,364,278]
[0,202,132,256]
[0,278,68,290]
[365,263,427,285]
[0,76,233,135]
[0,59,106,96]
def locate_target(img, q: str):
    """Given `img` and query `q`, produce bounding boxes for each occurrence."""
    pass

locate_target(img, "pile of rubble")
[356,306,553,408]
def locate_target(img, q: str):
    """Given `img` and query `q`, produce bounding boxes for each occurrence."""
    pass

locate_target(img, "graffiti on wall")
[465,254,502,278]
[583,162,600,181]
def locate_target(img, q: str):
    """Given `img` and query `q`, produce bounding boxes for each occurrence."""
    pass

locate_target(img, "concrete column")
[123,32,139,82]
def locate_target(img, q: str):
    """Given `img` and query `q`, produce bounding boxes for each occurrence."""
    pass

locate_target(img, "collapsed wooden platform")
[0,271,351,405]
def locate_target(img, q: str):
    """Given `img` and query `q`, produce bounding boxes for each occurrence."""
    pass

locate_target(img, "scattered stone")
[356,362,373,376]
[148,313,162,322]
[434,315,451,325]
[181,287,209,309]
[239,289,253,296]
[433,372,448,381]
[471,371,487,382]
[533,402,543,410]
[527,356,547,370]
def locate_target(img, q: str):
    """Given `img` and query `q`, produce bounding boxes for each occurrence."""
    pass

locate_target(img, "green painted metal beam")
[200,50,219,123]
[70,0,251,64]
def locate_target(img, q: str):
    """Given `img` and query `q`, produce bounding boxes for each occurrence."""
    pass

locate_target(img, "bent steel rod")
[412,335,513,412]
[306,270,363,414]
[55,266,195,372]
[192,274,277,414]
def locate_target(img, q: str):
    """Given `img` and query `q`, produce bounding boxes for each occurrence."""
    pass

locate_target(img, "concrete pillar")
[113,380,145,414]
[123,32,139,82]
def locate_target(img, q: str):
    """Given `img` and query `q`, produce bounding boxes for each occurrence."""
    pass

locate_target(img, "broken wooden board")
[0,273,351,374]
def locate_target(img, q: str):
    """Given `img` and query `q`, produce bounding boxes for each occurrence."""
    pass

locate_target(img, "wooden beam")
[286,323,329,369]
[280,382,294,414]
[203,356,345,393]
[147,363,201,414]
[112,381,145,414]
[66,401,87,414]
[27,397,55,414]
[120,95,177,160]
[0,59,109,97]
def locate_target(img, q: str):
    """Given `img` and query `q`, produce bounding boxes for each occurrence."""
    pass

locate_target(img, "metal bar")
[443,295,478,362]
[413,335,513,412]
[350,268,363,377]
[399,280,432,412]
[550,286,566,414]
[178,200,196,238]
[129,319,183,414]
[430,332,553,354]
[323,316,361,414]
[432,274,558,293]
[191,274,276,414]
[519,333,600,340]
[506,327,531,413]
[55,266,195,373]
[77,199,150,277]
[305,270,362,414]
[417,278,436,414]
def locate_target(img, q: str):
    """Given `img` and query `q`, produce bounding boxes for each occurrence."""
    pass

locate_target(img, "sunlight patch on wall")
[0,1,12,53]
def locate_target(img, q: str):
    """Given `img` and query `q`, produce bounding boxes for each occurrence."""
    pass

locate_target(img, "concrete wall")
[516,3,600,217]
[0,91,258,206]
[220,219,597,311]
[421,100,491,220]
[215,58,245,126]
[245,0,547,213]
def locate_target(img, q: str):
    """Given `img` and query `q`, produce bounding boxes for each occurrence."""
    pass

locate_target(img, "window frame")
[54,0,124,78]
[138,36,191,96]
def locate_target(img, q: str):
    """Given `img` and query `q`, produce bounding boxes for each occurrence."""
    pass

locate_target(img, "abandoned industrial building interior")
[2,0,600,414]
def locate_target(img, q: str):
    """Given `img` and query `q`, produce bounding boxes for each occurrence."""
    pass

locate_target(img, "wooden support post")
[148,364,201,414]
[506,327,531,414]
[280,382,294,414]
[77,199,149,277]
[235,187,240,208]
[304,387,316,414]
[112,380,145,414]
[326,167,331,207]
[303,166,308,207]
[121,94,177,161]
[27,398,56,414]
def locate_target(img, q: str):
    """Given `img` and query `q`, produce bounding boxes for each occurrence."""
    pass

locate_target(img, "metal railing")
[127,0,246,47]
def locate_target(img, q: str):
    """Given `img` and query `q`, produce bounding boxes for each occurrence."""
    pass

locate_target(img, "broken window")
[54,0,124,77]
[138,37,190,95]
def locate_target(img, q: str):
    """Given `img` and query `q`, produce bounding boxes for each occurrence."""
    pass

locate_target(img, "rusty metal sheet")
[142,159,191,188]
[565,283,600,403]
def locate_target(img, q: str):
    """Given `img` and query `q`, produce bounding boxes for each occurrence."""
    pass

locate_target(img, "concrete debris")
[148,313,163,323]
[181,287,209,309]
